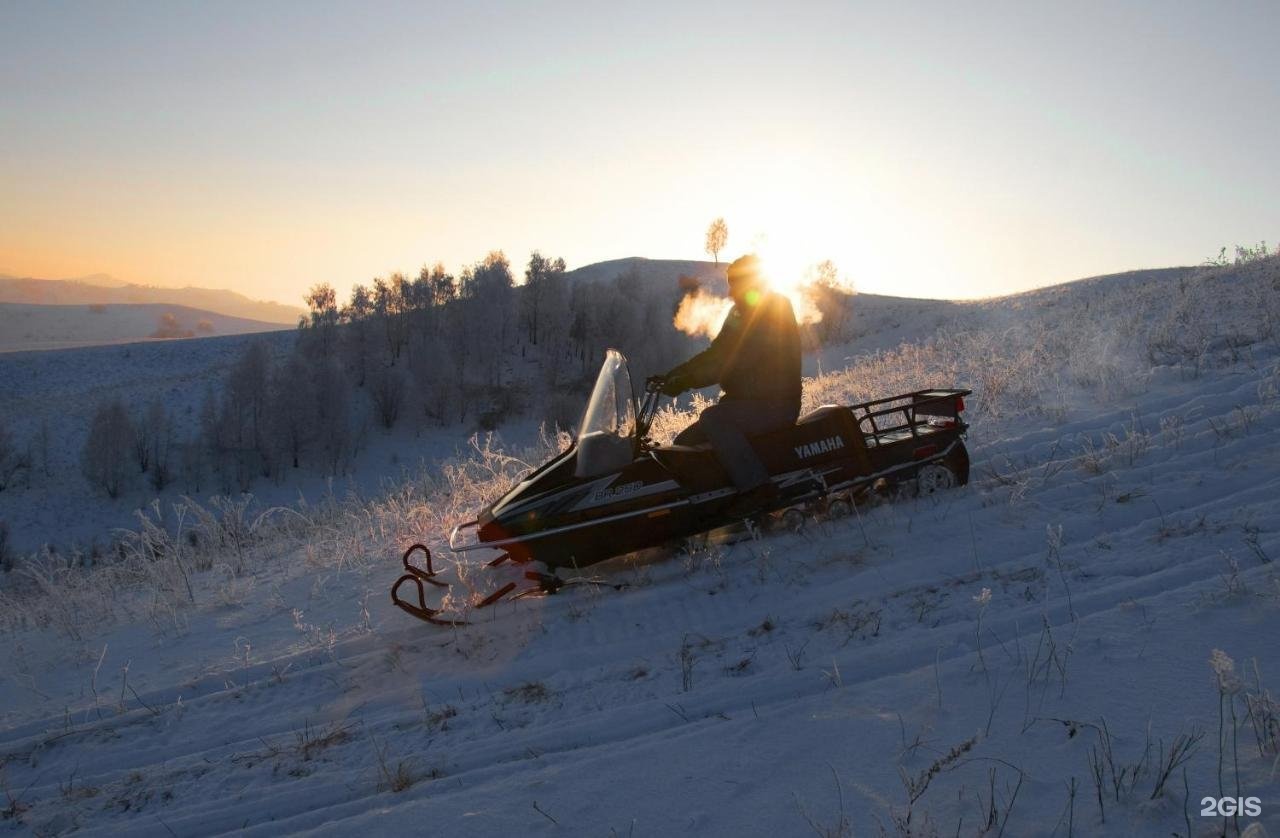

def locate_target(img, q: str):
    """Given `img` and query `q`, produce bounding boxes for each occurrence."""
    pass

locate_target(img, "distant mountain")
[0,274,305,324]
[0,302,289,353]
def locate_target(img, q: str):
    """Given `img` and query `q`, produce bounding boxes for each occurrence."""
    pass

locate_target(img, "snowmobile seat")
[652,404,868,490]
[795,405,846,426]
[650,444,729,490]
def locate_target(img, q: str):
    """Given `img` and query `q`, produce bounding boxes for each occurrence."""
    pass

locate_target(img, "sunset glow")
[2,3,1277,306]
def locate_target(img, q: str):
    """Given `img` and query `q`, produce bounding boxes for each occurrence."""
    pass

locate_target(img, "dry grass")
[502,681,553,704]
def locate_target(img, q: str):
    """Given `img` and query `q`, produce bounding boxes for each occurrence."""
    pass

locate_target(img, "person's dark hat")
[726,254,763,288]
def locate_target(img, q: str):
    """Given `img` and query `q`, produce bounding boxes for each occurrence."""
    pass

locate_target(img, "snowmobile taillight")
[955,396,965,413]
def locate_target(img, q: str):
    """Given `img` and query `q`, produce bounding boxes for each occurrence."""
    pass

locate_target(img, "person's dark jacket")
[666,290,801,411]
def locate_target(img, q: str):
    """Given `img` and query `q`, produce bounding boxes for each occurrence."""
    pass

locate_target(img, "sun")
[737,229,843,325]
[726,187,853,295]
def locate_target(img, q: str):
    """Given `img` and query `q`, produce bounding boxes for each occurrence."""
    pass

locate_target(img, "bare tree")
[0,520,11,573]
[0,417,30,492]
[705,217,729,264]
[179,431,203,494]
[144,397,174,491]
[82,399,134,498]
[199,383,231,493]
[132,405,153,474]
[34,419,51,478]
[369,362,406,429]
[270,351,313,469]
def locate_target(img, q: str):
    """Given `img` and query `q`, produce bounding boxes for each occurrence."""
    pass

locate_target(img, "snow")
[0,303,288,353]
[0,331,294,553]
[0,330,496,555]
[2,260,1279,835]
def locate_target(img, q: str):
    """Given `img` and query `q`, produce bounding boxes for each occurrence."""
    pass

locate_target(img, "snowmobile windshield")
[579,349,636,444]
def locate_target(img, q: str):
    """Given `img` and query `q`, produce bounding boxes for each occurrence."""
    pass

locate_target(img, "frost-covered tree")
[270,351,313,469]
[806,260,857,344]
[304,283,340,357]
[342,283,374,387]
[369,362,405,429]
[569,280,601,372]
[522,251,567,346]
[224,341,272,465]
[374,273,410,362]
[411,336,458,426]
[463,251,516,388]
[312,359,352,475]
[82,399,134,498]
[429,263,456,307]
[705,217,728,264]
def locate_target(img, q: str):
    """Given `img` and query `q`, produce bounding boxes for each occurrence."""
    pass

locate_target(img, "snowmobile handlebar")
[636,376,666,449]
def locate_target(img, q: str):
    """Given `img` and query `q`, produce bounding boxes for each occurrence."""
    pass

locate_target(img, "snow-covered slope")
[0,302,288,353]
[1,340,1277,836]
[1,259,1277,835]
[0,330,304,554]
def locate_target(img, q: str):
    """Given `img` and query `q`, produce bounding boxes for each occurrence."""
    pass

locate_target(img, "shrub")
[82,400,134,498]
[0,521,11,573]
[0,418,29,492]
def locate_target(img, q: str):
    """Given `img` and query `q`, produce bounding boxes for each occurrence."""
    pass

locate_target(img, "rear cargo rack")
[849,388,971,448]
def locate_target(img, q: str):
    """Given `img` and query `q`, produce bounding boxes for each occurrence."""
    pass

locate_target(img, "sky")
[2,0,1277,305]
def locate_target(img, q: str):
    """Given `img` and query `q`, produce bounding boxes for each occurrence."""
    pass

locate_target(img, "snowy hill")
[0,259,1235,558]
[0,275,305,325]
[564,256,726,289]
[0,302,289,353]
[1,257,1278,835]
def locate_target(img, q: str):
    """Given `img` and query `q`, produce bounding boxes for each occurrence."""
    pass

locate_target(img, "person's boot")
[723,481,780,519]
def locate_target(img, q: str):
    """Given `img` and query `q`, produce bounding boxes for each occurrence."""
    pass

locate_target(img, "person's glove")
[658,370,688,397]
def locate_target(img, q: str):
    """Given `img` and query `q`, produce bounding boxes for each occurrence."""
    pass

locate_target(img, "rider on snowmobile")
[655,254,802,517]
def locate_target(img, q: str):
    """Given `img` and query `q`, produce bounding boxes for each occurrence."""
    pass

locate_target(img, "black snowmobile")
[392,349,970,624]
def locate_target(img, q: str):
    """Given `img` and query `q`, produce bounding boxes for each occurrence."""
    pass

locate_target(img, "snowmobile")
[391,349,970,625]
